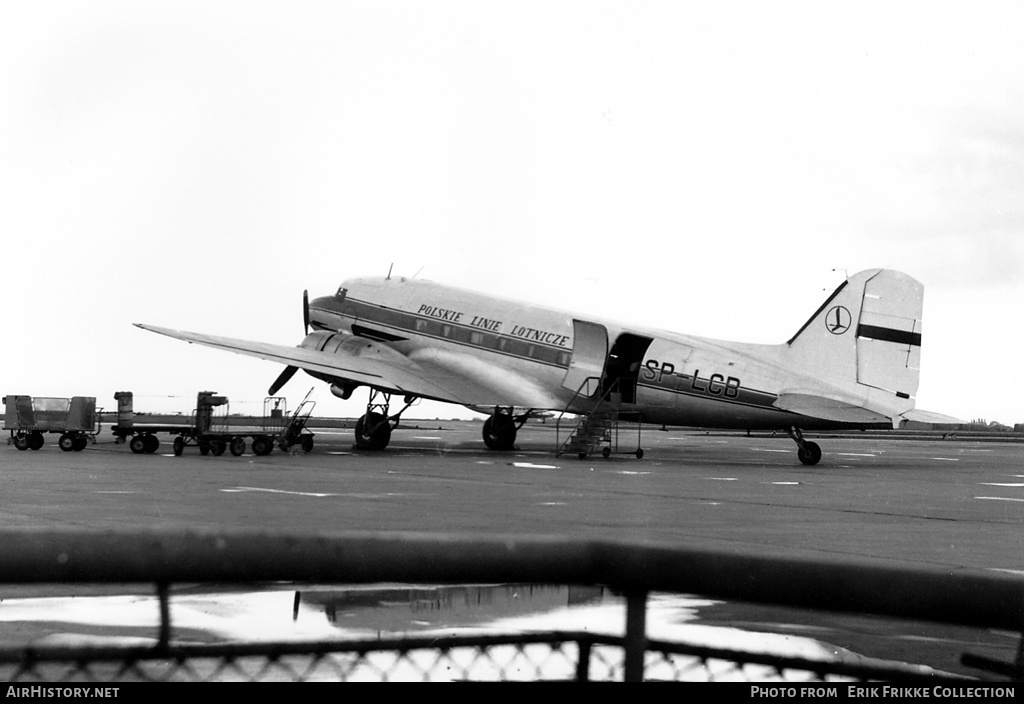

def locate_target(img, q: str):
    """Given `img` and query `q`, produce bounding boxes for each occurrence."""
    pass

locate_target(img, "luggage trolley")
[111,390,316,457]
[3,395,100,451]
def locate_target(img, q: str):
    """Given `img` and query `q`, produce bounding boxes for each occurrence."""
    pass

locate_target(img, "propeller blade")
[303,289,310,335]
[268,365,299,396]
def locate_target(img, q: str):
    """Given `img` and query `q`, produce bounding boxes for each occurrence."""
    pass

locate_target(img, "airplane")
[136,268,958,465]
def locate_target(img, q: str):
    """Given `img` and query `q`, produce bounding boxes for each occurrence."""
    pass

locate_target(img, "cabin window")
[470,331,484,346]
[441,324,453,338]
[415,320,428,333]
[497,338,511,352]
[557,351,571,366]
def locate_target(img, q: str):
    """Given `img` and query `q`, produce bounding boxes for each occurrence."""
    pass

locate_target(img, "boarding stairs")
[556,378,644,459]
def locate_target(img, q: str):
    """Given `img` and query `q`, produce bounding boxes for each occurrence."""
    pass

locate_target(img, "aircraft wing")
[134,324,566,409]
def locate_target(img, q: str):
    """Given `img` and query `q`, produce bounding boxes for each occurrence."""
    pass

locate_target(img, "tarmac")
[2,420,1022,677]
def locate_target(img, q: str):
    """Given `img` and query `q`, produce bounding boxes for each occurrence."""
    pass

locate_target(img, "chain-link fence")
[0,531,1021,682]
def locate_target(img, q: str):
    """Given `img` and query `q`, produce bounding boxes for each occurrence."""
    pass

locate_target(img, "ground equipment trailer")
[111,390,315,457]
[3,395,100,451]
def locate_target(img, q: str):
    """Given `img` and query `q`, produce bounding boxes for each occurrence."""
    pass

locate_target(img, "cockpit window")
[335,287,347,301]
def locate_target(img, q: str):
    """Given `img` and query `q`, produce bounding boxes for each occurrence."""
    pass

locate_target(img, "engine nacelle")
[330,382,358,400]
[299,330,338,351]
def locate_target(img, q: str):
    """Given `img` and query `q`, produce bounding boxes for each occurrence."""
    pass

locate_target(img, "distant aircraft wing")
[135,324,565,409]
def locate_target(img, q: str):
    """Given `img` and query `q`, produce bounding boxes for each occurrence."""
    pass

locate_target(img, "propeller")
[303,289,310,335]
[268,365,298,396]
[268,289,310,396]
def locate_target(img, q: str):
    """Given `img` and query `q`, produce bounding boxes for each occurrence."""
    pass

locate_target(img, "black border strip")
[857,324,921,347]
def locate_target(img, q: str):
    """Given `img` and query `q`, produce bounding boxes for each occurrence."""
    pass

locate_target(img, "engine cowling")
[330,382,358,400]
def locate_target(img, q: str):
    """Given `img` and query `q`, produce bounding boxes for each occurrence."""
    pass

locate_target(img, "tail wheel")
[355,413,391,450]
[482,415,516,451]
[798,441,822,466]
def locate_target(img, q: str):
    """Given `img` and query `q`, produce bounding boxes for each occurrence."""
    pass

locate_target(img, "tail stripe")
[857,324,922,347]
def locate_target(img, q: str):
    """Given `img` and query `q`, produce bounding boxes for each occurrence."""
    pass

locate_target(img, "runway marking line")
[976,496,1024,503]
[929,458,960,462]
[981,483,1024,487]
[223,487,338,498]
[510,462,559,469]
[706,477,738,481]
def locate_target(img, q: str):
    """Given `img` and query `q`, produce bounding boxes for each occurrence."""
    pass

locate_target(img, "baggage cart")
[3,395,100,451]
[111,390,315,457]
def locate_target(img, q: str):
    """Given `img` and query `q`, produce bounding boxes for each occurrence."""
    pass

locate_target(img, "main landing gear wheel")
[482,415,516,451]
[355,413,391,451]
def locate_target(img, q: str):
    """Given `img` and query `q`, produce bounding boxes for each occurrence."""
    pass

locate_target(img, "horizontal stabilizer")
[901,408,963,426]
[774,393,890,424]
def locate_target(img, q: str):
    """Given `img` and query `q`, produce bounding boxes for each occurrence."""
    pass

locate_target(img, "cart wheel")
[230,437,245,456]
[13,433,30,451]
[252,436,273,456]
[301,436,314,453]
[130,435,147,454]
[73,436,87,451]
[144,434,160,454]
[199,440,210,456]
[635,448,644,459]
[59,433,76,452]
[28,432,45,451]
[211,438,227,456]
[173,436,185,456]
[602,446,611,459]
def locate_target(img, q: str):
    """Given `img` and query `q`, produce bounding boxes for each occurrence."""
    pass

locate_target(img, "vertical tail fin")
[786,269,924,419]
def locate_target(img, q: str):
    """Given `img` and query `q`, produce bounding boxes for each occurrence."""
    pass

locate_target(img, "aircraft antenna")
[412,266,424,279]
[386,263,393,280]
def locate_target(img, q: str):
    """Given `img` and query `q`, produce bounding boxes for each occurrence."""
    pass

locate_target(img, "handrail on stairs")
[555,377,627,457]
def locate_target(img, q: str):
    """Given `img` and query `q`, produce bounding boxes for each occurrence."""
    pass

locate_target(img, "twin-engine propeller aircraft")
[137,268,957,465]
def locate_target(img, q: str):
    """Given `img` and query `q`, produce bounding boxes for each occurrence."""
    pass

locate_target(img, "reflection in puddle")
[295,584,608,633]
[0,584,951,680]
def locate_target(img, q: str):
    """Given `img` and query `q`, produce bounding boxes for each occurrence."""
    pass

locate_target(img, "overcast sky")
[2,2,1021,426]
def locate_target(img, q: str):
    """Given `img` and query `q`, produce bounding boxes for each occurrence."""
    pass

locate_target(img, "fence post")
[623,590,647,682]
[157,582,171,649]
